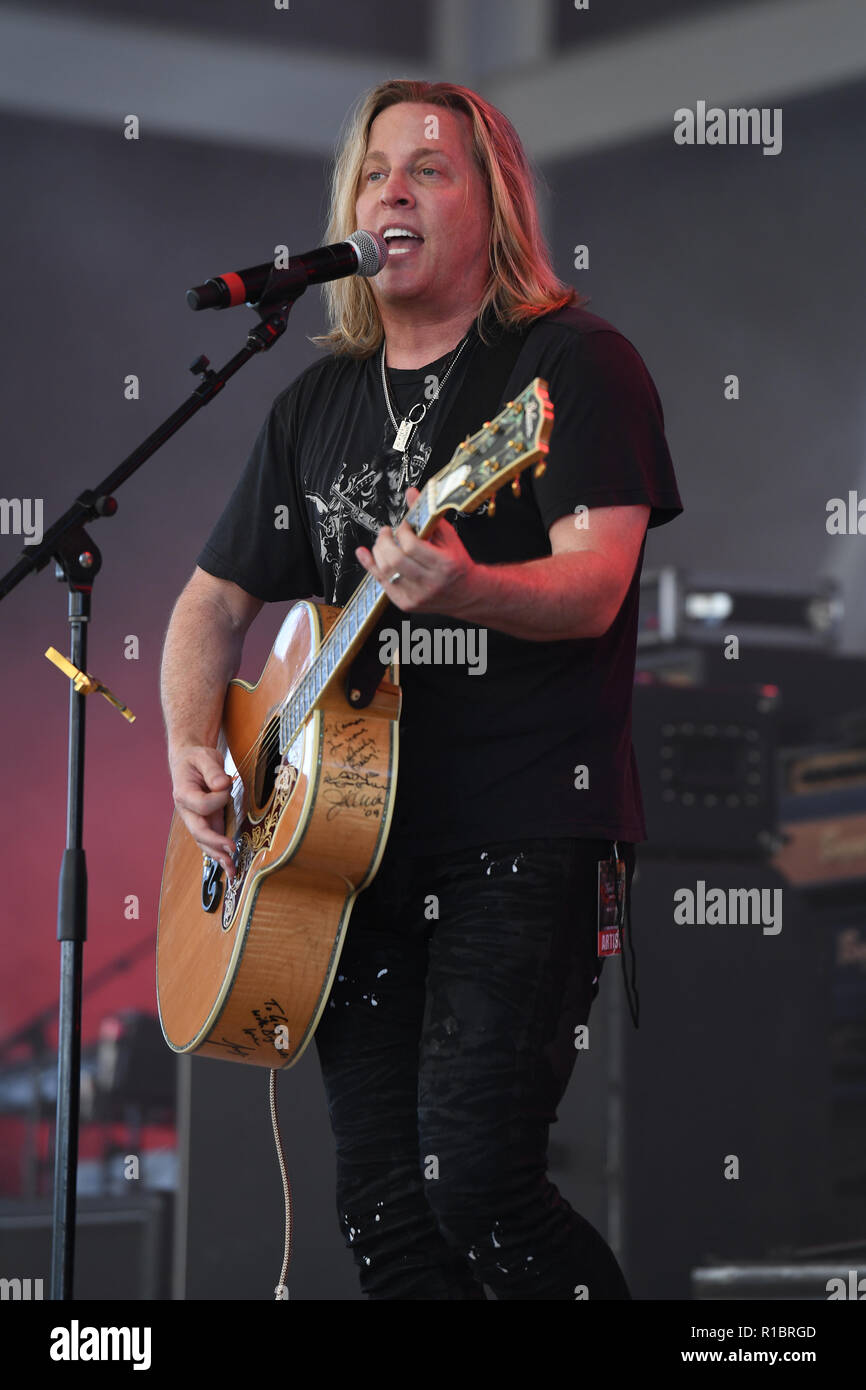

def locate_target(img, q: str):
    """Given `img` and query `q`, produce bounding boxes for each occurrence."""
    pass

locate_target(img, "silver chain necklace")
[380,331,472,453]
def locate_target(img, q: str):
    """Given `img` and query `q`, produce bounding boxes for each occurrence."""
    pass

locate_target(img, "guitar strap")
[345,314,533,708]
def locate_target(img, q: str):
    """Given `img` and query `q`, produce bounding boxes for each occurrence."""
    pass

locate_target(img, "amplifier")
[632,680,778,854]
[639,568,842,650]
[773,747,866,886]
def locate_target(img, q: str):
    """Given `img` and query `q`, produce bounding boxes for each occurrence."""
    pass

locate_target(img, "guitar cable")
[269,1067,294,1300]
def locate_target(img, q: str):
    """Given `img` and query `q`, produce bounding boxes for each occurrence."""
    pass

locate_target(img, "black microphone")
[186,229,388,310]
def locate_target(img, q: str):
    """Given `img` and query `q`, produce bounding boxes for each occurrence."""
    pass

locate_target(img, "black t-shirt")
[196,303,682,853]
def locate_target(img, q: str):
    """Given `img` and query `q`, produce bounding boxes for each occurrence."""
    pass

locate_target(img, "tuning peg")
[533,461,546,478]
[486,495,496,517]
[511,477,521,498]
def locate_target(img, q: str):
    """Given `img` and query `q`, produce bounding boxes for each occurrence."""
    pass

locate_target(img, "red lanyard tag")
[598,851,625,957]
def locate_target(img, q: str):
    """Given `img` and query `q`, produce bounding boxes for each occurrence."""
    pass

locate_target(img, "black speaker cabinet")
[622,855,866,1299]
[0,1193,173,1300]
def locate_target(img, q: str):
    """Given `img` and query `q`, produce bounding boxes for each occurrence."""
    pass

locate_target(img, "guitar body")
[156,599,401,1069]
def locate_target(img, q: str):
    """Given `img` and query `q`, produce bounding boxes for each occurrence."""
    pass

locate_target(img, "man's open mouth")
[382,228,424,256]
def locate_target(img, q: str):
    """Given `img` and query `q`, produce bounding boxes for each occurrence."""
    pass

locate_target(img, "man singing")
[160,78,682,1299]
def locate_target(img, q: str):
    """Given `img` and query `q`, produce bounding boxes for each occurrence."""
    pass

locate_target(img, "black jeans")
[313,834,635,1300]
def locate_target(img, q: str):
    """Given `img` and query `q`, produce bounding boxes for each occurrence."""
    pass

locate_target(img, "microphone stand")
[0,275,309,1299]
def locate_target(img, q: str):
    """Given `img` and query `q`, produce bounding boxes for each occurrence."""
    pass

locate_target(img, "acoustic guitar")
[156,377,553,1068]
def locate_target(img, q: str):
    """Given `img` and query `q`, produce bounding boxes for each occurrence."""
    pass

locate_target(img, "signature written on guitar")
[322,717,387,821]
[207,997,290,1058]
[325,717,377,766]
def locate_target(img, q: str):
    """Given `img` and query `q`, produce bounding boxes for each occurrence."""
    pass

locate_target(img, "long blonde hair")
[310,79,580,357]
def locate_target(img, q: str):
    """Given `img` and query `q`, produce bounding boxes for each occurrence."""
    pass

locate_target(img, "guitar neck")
[278,488,434,750]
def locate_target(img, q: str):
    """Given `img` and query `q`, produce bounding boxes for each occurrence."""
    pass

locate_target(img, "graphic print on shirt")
[304,420,433,603]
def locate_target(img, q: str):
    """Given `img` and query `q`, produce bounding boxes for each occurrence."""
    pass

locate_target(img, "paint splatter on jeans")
[313,835,635,1300]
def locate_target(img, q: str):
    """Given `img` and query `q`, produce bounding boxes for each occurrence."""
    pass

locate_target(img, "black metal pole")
[50,583,90,1298]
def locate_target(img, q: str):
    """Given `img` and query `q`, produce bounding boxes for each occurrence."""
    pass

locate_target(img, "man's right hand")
[169,745,237,881]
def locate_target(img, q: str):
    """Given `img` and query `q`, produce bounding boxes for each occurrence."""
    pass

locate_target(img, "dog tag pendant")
[392,418,414,452]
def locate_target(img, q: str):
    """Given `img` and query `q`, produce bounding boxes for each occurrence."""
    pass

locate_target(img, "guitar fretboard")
[278,489,432,750]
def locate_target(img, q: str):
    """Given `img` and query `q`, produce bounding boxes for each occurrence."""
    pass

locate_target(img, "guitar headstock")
[425,377,553,518]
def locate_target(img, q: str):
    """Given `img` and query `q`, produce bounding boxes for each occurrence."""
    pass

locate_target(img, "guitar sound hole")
[252,717,282,811]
